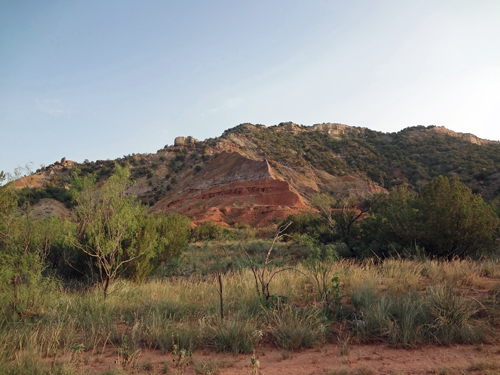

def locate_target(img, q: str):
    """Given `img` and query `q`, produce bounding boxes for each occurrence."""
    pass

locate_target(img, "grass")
[266,303,327,352]
[351,284,483,347]
[1,250,499,372]
[204,316,260,354]
[329,370,350,375]
[0,352,81,375]
[194,358,227,374]
[378,259,424,293]
[469,361,500,371]
[434,369,453,375]
[427,285,482,345]
[338,340,350,356]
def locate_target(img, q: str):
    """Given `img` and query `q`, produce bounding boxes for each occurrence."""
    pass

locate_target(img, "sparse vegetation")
[1,249,499,372]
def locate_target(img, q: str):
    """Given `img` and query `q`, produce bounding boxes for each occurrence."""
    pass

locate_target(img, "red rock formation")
[149,152,308,227]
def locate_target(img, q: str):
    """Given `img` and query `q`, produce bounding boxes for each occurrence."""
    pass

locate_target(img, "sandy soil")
[67,342,500,375]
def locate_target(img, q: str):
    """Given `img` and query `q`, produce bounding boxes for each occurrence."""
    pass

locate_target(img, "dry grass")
[1,256,499,372]
[422,259,483,288]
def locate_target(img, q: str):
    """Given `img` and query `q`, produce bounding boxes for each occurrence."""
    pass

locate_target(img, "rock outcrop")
[427,126,498,145]
[174,136,199,146]
[30,198,72,219]
[149,152,307,227]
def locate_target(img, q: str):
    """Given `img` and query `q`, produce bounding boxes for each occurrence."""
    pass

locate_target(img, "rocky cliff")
[149,152,308,227]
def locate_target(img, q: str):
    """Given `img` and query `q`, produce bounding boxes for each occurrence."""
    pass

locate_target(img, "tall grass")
[422,259,483,287]
[0,353,80,375]
[266,304,327,351]
[0,255,497,371]
[351,285,483,347]
[378,259,424,293]
[203,315,261,354]
[427,285,482,345]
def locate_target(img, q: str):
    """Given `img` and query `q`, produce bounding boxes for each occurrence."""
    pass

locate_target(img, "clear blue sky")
[2,0,500,176]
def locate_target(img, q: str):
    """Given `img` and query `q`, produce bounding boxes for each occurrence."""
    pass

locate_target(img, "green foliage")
[310,193,337,228]
[0,182,63,319]
[326,274,345,305]
[123,213,191,282]
[359,185,419,256]
[67,164,159,297]
[303,244,340,301]
[417,176,499,258]
[66,165,192,286]
[156,213,192,261]
[192,221,223,241]
[361,177,500,258]
[283,211,332,243]
[120,213,162,283]
[17,185,73,208]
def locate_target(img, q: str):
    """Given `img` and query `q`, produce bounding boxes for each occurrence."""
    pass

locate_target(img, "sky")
[1,0,500,177]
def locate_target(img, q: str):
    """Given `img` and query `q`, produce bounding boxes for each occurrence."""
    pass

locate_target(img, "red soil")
[150,152,309,227]
[61,343,500,375]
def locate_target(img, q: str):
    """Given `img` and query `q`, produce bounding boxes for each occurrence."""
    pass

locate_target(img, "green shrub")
[192,221,223,241]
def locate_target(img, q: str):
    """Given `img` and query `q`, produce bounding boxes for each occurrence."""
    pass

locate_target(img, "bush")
[123,213,191,282]
[282,211,332,243]
[192,221,223,242]
[361,177,500,259]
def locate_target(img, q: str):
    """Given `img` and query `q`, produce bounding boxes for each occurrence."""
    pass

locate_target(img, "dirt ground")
[68,342,500,375]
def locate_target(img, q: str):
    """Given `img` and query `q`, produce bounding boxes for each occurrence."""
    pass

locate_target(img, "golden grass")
[1,256,499,372]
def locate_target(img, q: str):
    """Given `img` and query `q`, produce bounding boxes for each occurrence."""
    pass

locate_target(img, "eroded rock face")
[174,136,199,146]
[149,152,307,227]
[427,126,498,145]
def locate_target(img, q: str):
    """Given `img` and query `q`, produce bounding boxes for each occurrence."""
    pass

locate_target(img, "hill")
[13,122,500,227]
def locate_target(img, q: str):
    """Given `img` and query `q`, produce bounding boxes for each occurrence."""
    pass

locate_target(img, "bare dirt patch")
[61,343,500,375]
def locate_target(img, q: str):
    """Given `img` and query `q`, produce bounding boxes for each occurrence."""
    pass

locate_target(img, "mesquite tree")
[243,222,295,301]
[68,164,158,299]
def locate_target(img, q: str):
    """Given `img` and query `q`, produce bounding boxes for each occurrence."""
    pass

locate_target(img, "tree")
[68,164,159,298]
[123,212,191,282]
[0,174,62,318]
[362,177,500,259]
[359,183,420,257]
[311,180,380,251]
[243,222,296,301]
[416,176,499,258]
[310,193,336,229]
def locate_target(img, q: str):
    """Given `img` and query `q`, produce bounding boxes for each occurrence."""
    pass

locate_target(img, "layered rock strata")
[149,152,307,227]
